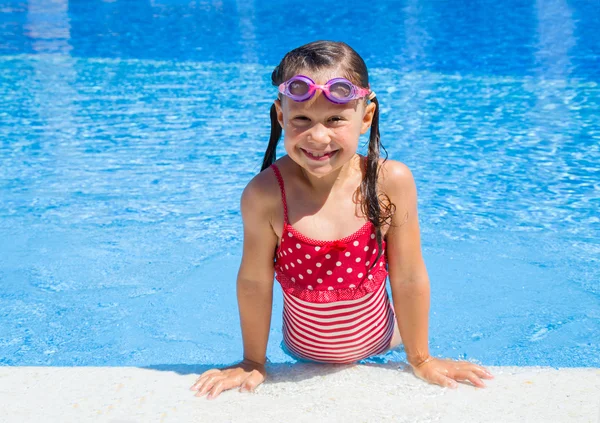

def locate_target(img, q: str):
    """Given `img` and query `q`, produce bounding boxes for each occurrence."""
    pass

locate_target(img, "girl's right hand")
[190,359,266,399]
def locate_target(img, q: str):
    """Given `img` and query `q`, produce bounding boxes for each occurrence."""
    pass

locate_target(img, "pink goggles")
[278,75,370,104]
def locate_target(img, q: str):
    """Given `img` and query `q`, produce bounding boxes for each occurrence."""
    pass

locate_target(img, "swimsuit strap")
[270,164,289,225]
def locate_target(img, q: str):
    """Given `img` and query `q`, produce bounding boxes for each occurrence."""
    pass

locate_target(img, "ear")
[360,101,376,134]
[274,99,284,129]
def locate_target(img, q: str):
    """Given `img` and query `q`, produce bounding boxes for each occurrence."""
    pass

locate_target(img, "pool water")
[0,0,598,367]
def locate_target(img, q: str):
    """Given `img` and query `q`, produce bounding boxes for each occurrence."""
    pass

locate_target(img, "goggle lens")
[289,80,310,97]
[329,81,352,100]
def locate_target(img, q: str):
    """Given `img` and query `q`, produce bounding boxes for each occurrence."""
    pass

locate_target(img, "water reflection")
[535,0,576,78]
[523,0,592,234]
[25,0,71,53]
[0,0,597,79]
[401,0,431,68]
[235,0,257,63]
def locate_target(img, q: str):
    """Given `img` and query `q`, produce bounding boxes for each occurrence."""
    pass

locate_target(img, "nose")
[308,122,330,144]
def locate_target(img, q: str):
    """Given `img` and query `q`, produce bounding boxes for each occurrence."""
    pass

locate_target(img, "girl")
[191,41,494,399]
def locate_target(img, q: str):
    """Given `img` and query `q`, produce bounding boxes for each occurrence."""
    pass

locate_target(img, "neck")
[298,154,361,195]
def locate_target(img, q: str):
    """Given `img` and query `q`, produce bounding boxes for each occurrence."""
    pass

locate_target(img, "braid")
[361,97,394,269]
[260,103,282,172]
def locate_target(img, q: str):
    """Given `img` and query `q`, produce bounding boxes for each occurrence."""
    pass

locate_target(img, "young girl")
[191,41,494,399]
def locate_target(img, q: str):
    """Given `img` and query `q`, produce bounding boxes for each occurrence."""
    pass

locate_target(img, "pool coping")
[1,364,599,422]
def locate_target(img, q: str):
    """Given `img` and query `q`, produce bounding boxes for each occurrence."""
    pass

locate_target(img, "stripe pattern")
[282,278,395,363]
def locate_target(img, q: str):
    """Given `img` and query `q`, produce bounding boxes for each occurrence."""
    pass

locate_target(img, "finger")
[471,366,494,379]
[462,371,486,388]
[239,370,265,393]
[422,369,457,389]
[207,378,241,400]
[455,363,494,381]
[190,370,221,390]
[436,374,458,389]
[467,363,494,378]
[451,370,486,388]
[200,368,222,378]
[195,374,225,397]
[448,362,493,379]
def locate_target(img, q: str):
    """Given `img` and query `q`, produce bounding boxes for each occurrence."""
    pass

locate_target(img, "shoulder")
[240,163,282,222]
[377,158,417,200]
[375,158,418,225]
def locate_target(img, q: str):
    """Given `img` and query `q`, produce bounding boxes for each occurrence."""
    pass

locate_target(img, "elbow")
[237,277,274,297]
[389,272,430,293]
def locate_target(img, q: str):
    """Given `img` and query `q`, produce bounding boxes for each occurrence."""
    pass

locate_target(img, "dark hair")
[260,40,395,267]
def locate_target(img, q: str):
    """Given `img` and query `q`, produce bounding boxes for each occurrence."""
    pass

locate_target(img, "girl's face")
[274,70,376,178]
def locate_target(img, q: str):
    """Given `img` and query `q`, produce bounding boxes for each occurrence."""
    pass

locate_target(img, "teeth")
[306,150,329,157]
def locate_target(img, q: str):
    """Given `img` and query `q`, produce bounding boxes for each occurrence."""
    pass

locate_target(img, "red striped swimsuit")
[271,164,396,364]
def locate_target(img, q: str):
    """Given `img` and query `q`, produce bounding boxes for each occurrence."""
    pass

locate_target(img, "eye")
[291,116,311,126]
[329,116,345,123]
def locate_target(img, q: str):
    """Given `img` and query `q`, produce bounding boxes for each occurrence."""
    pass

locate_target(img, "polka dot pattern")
[274,223,387,295]
[270,164,388,296]
[271,162,389,304]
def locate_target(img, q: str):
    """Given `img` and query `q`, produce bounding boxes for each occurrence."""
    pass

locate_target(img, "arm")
[383,160,494,388]
[191,172,279,398]
[383,161,431,368]
[237,175,279,365]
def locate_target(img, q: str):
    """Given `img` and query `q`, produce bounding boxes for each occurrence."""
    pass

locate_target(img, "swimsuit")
[271,164,396,364]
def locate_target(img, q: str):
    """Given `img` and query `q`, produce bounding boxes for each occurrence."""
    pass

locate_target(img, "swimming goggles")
[278,75,371,104]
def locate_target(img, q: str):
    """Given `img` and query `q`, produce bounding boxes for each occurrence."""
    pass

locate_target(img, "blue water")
[0,0,598,368]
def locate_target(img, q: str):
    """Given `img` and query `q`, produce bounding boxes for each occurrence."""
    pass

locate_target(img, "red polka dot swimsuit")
[271,164,396,363]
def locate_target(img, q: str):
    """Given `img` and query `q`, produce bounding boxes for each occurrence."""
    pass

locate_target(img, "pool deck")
[1,364,599,422]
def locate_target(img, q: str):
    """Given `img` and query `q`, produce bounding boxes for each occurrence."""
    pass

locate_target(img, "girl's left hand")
[411,357,494,389]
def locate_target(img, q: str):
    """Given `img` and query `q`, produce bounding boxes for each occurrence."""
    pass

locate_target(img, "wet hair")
[260,40,395,267]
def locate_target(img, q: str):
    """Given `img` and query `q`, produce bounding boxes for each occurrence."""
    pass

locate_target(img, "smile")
[301,148,338,161]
